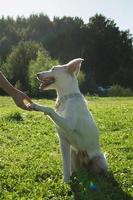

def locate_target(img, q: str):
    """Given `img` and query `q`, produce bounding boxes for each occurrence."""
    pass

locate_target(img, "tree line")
[0,13,133,96]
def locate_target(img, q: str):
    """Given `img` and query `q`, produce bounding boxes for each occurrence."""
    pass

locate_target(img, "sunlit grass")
[0,96,132,199]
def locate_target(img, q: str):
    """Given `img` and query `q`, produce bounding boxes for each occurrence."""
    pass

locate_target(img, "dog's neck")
[55,93,82,110]
[55,82,81,110]
[56,84,81,101]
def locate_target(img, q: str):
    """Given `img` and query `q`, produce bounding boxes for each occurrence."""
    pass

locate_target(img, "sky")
[0,0,133,34]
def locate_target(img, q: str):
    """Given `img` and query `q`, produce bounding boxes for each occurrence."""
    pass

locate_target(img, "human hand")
[12,89,32,110]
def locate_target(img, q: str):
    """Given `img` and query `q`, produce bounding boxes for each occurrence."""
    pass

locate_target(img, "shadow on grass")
[2,111,23,122]
[70,171,132,200]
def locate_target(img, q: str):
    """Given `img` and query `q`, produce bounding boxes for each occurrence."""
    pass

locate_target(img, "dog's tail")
[77,151,108,174]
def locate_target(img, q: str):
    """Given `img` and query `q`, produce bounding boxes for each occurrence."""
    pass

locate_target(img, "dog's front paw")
[29,103,44,112]
[29,103,53,115]
[29,103,39,111]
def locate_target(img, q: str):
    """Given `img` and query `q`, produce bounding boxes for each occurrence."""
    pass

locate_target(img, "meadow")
[0,96,132,200]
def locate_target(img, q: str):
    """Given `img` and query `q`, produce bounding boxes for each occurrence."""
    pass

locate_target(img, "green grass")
[0,96,133,200]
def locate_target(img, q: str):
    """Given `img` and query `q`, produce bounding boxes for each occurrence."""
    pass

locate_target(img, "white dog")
[30,58,108,182]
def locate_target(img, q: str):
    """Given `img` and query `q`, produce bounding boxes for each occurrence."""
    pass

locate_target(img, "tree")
[82,14,133,92]
[46,16,84,62]
[1,41,44,91]
[0,14,133,95]
[0,16,20,61]
[29,50,59,97]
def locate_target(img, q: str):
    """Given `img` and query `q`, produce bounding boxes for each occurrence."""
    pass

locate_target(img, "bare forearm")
[0,71,17,96]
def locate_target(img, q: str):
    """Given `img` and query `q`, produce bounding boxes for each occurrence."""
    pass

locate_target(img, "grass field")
[0,96,133,200]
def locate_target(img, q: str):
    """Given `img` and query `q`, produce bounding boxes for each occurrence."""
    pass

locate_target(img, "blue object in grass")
[89,181,97,191]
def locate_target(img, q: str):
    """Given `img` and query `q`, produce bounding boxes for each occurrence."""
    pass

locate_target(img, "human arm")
[0,71,32,110]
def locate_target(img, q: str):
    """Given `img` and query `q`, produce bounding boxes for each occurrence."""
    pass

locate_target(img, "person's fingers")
[27,103,35,111]
[13,89,33,110]
[22,98,32,110]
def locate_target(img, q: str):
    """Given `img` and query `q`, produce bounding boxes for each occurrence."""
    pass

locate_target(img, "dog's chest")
[55,94,83,115]
[55,97,69,116]
[56,104,66,116]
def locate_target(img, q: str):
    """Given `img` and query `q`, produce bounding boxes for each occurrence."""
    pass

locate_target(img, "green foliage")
[108,85,133,97]
[46,16,84,62]
[0,17,20,61]
[1,41,44,90]
[29,50,59,97]
[83,14,133,91]
[0,14,133,94]
[0,96,132,199]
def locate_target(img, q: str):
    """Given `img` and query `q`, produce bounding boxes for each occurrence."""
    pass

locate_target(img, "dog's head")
[37,58,84,91]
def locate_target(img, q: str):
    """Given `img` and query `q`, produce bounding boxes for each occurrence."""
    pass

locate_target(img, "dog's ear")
[67,58,84,75]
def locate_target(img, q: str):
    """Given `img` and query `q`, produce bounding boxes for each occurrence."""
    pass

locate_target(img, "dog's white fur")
[31,58,108,182]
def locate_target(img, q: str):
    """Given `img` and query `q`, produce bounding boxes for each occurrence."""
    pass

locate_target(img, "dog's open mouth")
[37,77,55,90]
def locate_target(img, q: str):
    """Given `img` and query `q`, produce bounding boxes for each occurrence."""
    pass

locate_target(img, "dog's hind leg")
[71,148,79,173]
[59,136,71,182]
